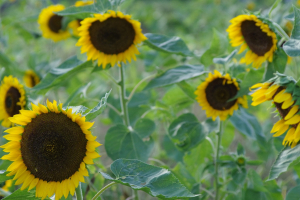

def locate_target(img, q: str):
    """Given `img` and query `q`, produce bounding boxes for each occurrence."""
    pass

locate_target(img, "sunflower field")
[2,0,300,199]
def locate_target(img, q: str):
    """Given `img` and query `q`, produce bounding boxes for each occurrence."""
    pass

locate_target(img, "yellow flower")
[227,14,277,68]
[68,1,94,36]
[38,4,71,42]
[0,76,26,127]
[195,70,248,121]
[1,100,101,200]
[76,10,147,68]
[251,81,300,148]
[23,70,40,88]
[2,180,12,192]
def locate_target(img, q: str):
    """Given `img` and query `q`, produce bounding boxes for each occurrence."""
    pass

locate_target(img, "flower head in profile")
[76,10,147,68]
[68,1,93,37]
[38,4,70,42]
[23,70,40,88]
[226,14,277,68]
[0,75,26,127]
[251,74,300,148]
[1,100,101,199]
[195,70,248,121]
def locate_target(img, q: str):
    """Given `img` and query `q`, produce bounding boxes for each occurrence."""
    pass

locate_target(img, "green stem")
[119,64,130,127]
[134,189,139,200]
[75,182,83,200]
[215,121,224,200]
[273,22,290,41]
[91,182,117,200]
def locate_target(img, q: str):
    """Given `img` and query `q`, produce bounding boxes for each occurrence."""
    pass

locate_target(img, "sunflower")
[2,180,12,192]
[195,70,248,121]
[68,1,93,37]
[251,74,300,147]
[23,70,40,88]
[1,100,101,200]
[226,14,277,68]
[0,76,26,128]
[38,4,71,42]
[76,10,147,68]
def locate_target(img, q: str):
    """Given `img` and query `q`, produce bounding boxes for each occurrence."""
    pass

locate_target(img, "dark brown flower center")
[21,112,87,182]
[48,15,63,33]
[241,20,274,56]
[5,87,21,117]
[205,78,238,110]
[89,17,135,54]
[30,75,36,87]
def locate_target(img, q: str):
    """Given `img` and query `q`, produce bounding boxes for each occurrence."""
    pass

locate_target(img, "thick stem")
[134,189,139,200]
[119,64,130,127]
[273,22,290,41]
[215,121,224,200]
[91,182,117,200]
[75,182,83,200]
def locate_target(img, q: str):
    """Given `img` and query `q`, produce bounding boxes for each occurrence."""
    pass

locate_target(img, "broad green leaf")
[109,0,125,8]
[64,82,91,106]
[200,29,227,66]
[67,105,89,114]
[213,49,237,65]
[283,6,300,57]
[231,168,247,185]
[94,0,111,11]
[177,81,197,100]
[105,124,153,162]
[235,67,264,98]
[285,185,300,200]
[0,52,17,74]
[3,189,50,200]
[244,189,268,200]
[144,33,193,56]
[162,135,184,162]
[168,113,207,151]
[268,0,282,18]
[268,145,300,180]
[56,4,98,19]
[229,108,265,142]
[84,90,111,121]
[101,159,199,199]
[134,118,155,138]
[264,48,287,81]
[172,163,197,191]
[264,180,283,200]
[0,171,12,183]
[32,56,93,94]
[144,65,205,90]
[248,169,268,192]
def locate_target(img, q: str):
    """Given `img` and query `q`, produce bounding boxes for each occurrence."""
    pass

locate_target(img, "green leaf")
[244,189,268,200]
[248,169,268,192]
[177,81,197,100]
[268,145,300,180]
[84,90,111,121]
[213,49,237,65]
[0,171,12,183]
[144,65,205,90]
[144,33,193,56]
[101,159,199,199]
[64,82,91,106]
[172,163,197,191]
[268,0,282,18]
[56,4,98,19]
[0,52,17,73]
[168,113,207,151]
[264,48,287,81]
[94,0,111,11]
[134,118,155,138]
[229,107,265,142]
[32,56,94,94]
[3,189,50,200]
[109,0,125,8]
[285,185,300,200]
[264,180,283,200]
[283,6,300,57]
[231,168,247,185]
[105,124,153,162]
[200,29,227,66]
[162,135,184,162]
[235,67,264,98]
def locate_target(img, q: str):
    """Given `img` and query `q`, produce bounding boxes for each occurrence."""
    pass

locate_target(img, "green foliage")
[285,185,300,200]
[3,189,50,200]
[101,159,199,199]
[144,64,205,90]
[144,33,193,56]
